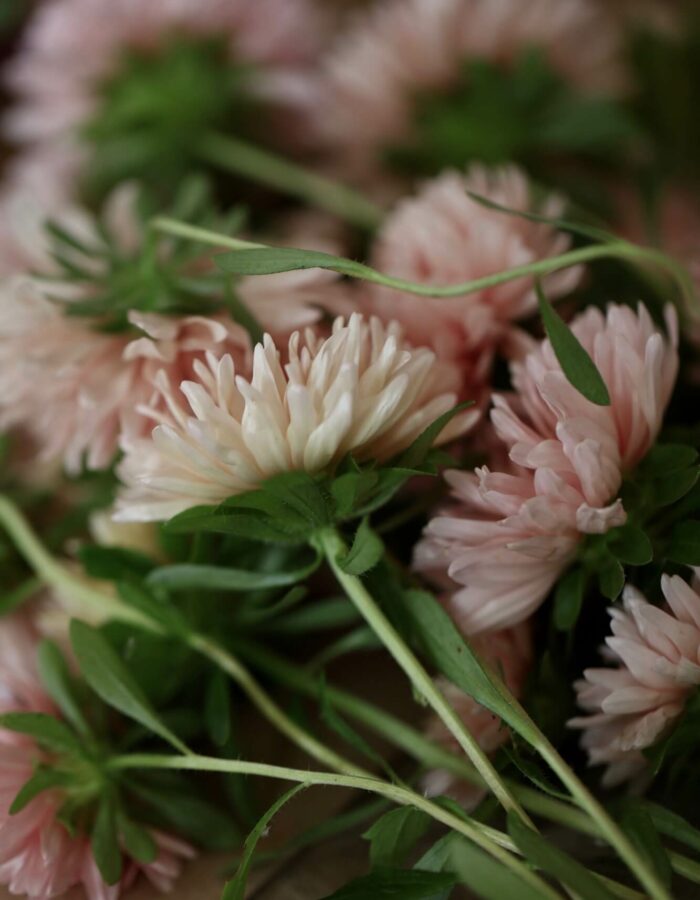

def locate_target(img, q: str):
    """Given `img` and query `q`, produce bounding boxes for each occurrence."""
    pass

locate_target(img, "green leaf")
[321,870,456,900]
[92,793,122,886]
[116,582,189,636]
[553,568,585,631]
[396,404,473,470]
[364,807,431,868]
[147,551,321,591]
[651,468,700,507]
[78,545,155,581]
[118,812,157,864]
[37,640,92,737]
[205,671,231,747]
[638,444,698,476]
[339,519,384,576]
[222,784,307,900]
[606,523,653,566]
[667,520,700,565]
[450,839,550,900]
[331,471,380,519]
[319,680,393,777]
[0,712,82,754]
[597,556,625,600]
[620,804,672,889]
[10,766,72,814]
[69,620,188,753]
[414,835,456,900]
[643,801,700,855]
[536,282,610,406]
[507,813,616,900]
[216,247,372,280]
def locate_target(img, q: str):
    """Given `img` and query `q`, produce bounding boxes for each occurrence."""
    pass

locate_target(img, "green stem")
[152,216,692,308]
[0,496,362,779]
[198,132,383,231]
[317,527,530,826]
[109,752,559,898]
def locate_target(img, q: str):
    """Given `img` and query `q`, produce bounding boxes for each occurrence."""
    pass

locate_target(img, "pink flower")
[0,615,194,899]
[0,184,345,473]
[423,623,532,805]
[364,165,580,396]
[115,313,474,522]
[570,575,700,786]
[2,0,327,201]
[416,303,678,634]
[312,0,625,165]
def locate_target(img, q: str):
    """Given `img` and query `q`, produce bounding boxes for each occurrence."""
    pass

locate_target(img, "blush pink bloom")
[415,303,678,634]
[3,0,327,196]
[312,0,625,166]
[570,575,700,786]
[0,614,194,899]
[0,184,347,473]
[423,623,533,805]
[364,165,580,397]
[115,313,473,522]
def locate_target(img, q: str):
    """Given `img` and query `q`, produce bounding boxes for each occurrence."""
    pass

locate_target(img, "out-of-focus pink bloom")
[3,0,327,191]
[416,303,678,634]
[0,615,195,899]
[423,623,533,805]
[313,0,625,166]
[570,575,700,786]
[364,165,580,398]
[115,313,473,522]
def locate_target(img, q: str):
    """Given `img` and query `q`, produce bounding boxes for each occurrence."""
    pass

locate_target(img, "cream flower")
[116,314,473,522]
[416,303,678,634]
[364,165,580,385]
[570,576,700,786]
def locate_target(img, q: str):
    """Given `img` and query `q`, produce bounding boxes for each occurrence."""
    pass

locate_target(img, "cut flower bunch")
[1,1,700,899]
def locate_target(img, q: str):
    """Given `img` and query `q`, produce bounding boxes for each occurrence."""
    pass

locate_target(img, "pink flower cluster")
[571,576,700,786]
[416,303,678,634]
[0,615,193,899]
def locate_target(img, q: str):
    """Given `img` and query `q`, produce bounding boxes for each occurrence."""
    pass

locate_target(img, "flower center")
[81,36,258,201]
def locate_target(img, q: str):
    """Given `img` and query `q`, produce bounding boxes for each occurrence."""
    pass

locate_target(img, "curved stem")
[152,216,692,308]
[317,527,530,826]
[0,497,363,778]
[198,132,383,231]
[109,752,559,898]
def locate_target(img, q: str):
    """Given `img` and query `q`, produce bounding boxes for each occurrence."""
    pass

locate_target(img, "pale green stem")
[152,216,692,308]
[317,527,530,826]
[109,751,559,898]
[0,497,362,778]
[198,132,384,231]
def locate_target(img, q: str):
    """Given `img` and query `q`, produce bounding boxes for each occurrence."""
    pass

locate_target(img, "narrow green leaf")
[10,767,72,814]
[78,545,155,580]
[222,784,307,900]
[69,621,188,753]
[92,793,122,886]
[321,870,456,900]
[507,813,616,900]
[118,812,157,864]
[536,282,610,406]
[621,804,672,889]
[450,839,551,900]
[37,640,92,737]
[553,568,585,631]
[147,552,321,591]
[205,671,231,747]
[216,247,372,280]
[339,519,384,576]
[0,712,82,754]
[364,807,431,868]
[644,801,700,855]
[397,404,472,470]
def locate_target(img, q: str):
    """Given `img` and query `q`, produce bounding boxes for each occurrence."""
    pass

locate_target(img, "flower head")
[423,623,532,804]
[364,165,580,387]
[4,0,327,198]
[570,575,700,786]
[116,313,472,521]
[313,0,625,168]
[416,303,678,634]
[0,614,194,899]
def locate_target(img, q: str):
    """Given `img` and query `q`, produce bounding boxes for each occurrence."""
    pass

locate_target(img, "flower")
[0,614,194,899]
[416,303,678,634]
[0,183,346,473]
[312,0,625,166]
[3,0,327,198]
[364,165,580,393]
[115,313,473,522]
[423,623,532,805]
[570,575,700,786]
